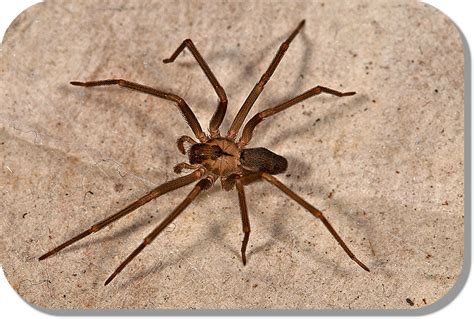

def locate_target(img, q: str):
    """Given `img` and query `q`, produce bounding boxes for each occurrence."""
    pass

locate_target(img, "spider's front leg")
[70,80,207,142]
[163,39,227,138]
[227,20,306,139]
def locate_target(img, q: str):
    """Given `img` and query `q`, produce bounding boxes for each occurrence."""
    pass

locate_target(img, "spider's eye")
[189,144,226,164]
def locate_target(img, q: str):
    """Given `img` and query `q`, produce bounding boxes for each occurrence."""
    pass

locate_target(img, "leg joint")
[216,86,228,102]
[197,177,213,190]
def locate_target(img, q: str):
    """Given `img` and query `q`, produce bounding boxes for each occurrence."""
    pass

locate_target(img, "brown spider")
[39,20,369,286]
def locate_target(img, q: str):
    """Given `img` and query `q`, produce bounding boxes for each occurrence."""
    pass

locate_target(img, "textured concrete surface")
[0,0,464,310]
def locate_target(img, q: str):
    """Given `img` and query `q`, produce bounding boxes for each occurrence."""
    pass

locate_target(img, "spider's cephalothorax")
[188,138,240,176]
[39,20,370,286]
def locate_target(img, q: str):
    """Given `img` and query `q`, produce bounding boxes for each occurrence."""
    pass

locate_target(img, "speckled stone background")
[0,0,464,310]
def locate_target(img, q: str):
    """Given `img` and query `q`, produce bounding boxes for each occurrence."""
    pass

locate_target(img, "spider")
[39,20,369,286]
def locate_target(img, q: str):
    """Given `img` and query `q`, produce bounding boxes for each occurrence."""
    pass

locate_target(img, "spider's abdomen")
[240,147,288,175]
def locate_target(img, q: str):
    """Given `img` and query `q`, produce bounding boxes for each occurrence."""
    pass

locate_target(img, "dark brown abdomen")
[240,148,288,175]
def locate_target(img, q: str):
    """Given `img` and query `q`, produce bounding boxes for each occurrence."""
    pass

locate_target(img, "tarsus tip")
[357,260,370,272]
[104,277,113,286]
[104,272,118,286]
[38,252,51,261]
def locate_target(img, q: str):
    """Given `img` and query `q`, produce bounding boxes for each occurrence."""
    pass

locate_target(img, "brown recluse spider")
[39,20,370,286]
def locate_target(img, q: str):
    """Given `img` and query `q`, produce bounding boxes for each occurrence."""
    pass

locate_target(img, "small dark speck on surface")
[406,298,414,306]
[114,183,125,192]
[442,200,448,206]
[22,212,28,218]
[312,118,321,126]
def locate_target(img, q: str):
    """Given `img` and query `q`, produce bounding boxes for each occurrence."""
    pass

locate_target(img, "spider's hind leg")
[38,169,203,261]
[104,177,214,285]
[260,173,370,272]
[163,39,228,138]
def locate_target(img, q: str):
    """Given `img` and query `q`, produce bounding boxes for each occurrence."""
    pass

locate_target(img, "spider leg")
[235,177,250,265]
[227,20,306,139]
[104,177,213,285]
[239,86,355,147]
[39,169,204,261]
[163,39,227,138]
[260,173,370,272]
[70,79,207,142]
